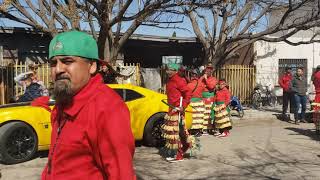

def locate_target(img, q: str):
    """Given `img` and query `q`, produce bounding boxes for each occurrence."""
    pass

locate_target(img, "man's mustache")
[55,75,70,81]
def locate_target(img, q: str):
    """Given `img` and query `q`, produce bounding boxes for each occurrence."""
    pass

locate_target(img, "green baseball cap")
[49,30,98,60]
[167,63,180,71]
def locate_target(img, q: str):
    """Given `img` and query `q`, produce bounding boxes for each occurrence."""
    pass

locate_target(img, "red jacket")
[279,73,292,92]
[166,73,192,113]
[313,71,320,93]
[42,74,135,180]
[203,76,217,92]
[215,87,231,105]
[187,78,206,98]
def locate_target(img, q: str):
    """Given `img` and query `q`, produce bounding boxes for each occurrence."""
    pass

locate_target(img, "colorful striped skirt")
[190,98,205,130]
[202,92,215,130]
[213,102,232,130]
[161,113,199,157]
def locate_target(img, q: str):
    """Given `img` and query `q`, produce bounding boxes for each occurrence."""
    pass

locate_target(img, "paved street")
[1,109,320,180]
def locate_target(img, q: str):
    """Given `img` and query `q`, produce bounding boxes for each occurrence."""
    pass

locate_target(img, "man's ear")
[89,61,97,74]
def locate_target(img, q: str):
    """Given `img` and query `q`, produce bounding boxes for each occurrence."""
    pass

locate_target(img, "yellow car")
[0,84,192,164]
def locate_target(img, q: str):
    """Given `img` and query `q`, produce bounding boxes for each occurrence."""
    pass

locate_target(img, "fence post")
[0,46,3,66]
[0,46,3,104]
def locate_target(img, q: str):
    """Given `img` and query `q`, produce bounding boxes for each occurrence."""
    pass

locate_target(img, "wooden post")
[0,46,3,104]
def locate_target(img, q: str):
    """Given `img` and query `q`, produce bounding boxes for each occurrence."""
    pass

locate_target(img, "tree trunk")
[97,26,107,60]
[110,46,119,63]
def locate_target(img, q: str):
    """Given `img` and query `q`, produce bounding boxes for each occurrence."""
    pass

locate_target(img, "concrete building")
[255,30,320,89]
[254,1,320,93]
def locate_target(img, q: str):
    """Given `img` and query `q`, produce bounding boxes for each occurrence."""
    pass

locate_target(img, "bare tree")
[0,0,184,63]
[86,0,184,62]
[0,0,81,35]
[184,0,320,67]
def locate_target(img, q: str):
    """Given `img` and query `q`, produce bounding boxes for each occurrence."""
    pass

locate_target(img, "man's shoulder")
[28,83,41,90]
[172,75,186,84]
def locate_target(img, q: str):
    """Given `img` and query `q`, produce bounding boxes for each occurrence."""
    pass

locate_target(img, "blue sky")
[0,17,196,37]
[0,1,269,38]
[0,0,196,38]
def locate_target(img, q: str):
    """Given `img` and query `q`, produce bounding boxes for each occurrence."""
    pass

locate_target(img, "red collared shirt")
[42,74,135,180]
[187,78,206,98]
[166,73,192,111]
[215,87,231,105]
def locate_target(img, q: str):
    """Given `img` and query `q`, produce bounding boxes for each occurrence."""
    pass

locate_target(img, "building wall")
[0,29,51,65]
[255,37,320,89]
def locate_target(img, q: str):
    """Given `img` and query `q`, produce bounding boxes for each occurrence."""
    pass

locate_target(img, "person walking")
[290,68,308,124]
[201,63,218,134]
[161,63,194,162]
[279,67,294,121]
[187,69,206,137]
[41,31,135,179]
[212,79,232,137]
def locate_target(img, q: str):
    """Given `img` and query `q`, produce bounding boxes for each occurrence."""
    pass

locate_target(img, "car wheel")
[0,122,38,164]
[143,113,166,147]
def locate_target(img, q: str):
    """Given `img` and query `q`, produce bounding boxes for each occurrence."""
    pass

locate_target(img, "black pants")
[282,91,295,114]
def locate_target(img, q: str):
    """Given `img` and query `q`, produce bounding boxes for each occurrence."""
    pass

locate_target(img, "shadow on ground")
[285,127,320,141]
[134,134,320,179]
[135,144,320,179]
[272,112,314,123]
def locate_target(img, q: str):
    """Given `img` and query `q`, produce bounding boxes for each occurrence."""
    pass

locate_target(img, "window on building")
[278,58,308,85]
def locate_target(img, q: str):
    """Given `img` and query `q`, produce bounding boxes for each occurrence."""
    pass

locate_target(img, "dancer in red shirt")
[201,63,218,134]
[213,79,232,137]
[161,63,196,162]
[187,69,206,136]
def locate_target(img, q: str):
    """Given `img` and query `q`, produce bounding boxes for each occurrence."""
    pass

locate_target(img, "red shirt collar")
[61,74,103,118]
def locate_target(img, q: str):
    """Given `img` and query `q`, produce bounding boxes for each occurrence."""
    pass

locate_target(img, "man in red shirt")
[312,66,320,105]
[201,63,218,134]
[213,79,232,137]
[162,63,193,162]
[41,31,135,179]
[187,69,206,136]
[279,67,293,120]
[312,66,320,131]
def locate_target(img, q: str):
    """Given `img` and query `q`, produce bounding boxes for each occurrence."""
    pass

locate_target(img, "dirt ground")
[1,108,320,180]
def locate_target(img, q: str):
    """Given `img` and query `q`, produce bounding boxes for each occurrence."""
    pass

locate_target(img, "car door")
[113,88,146,140]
